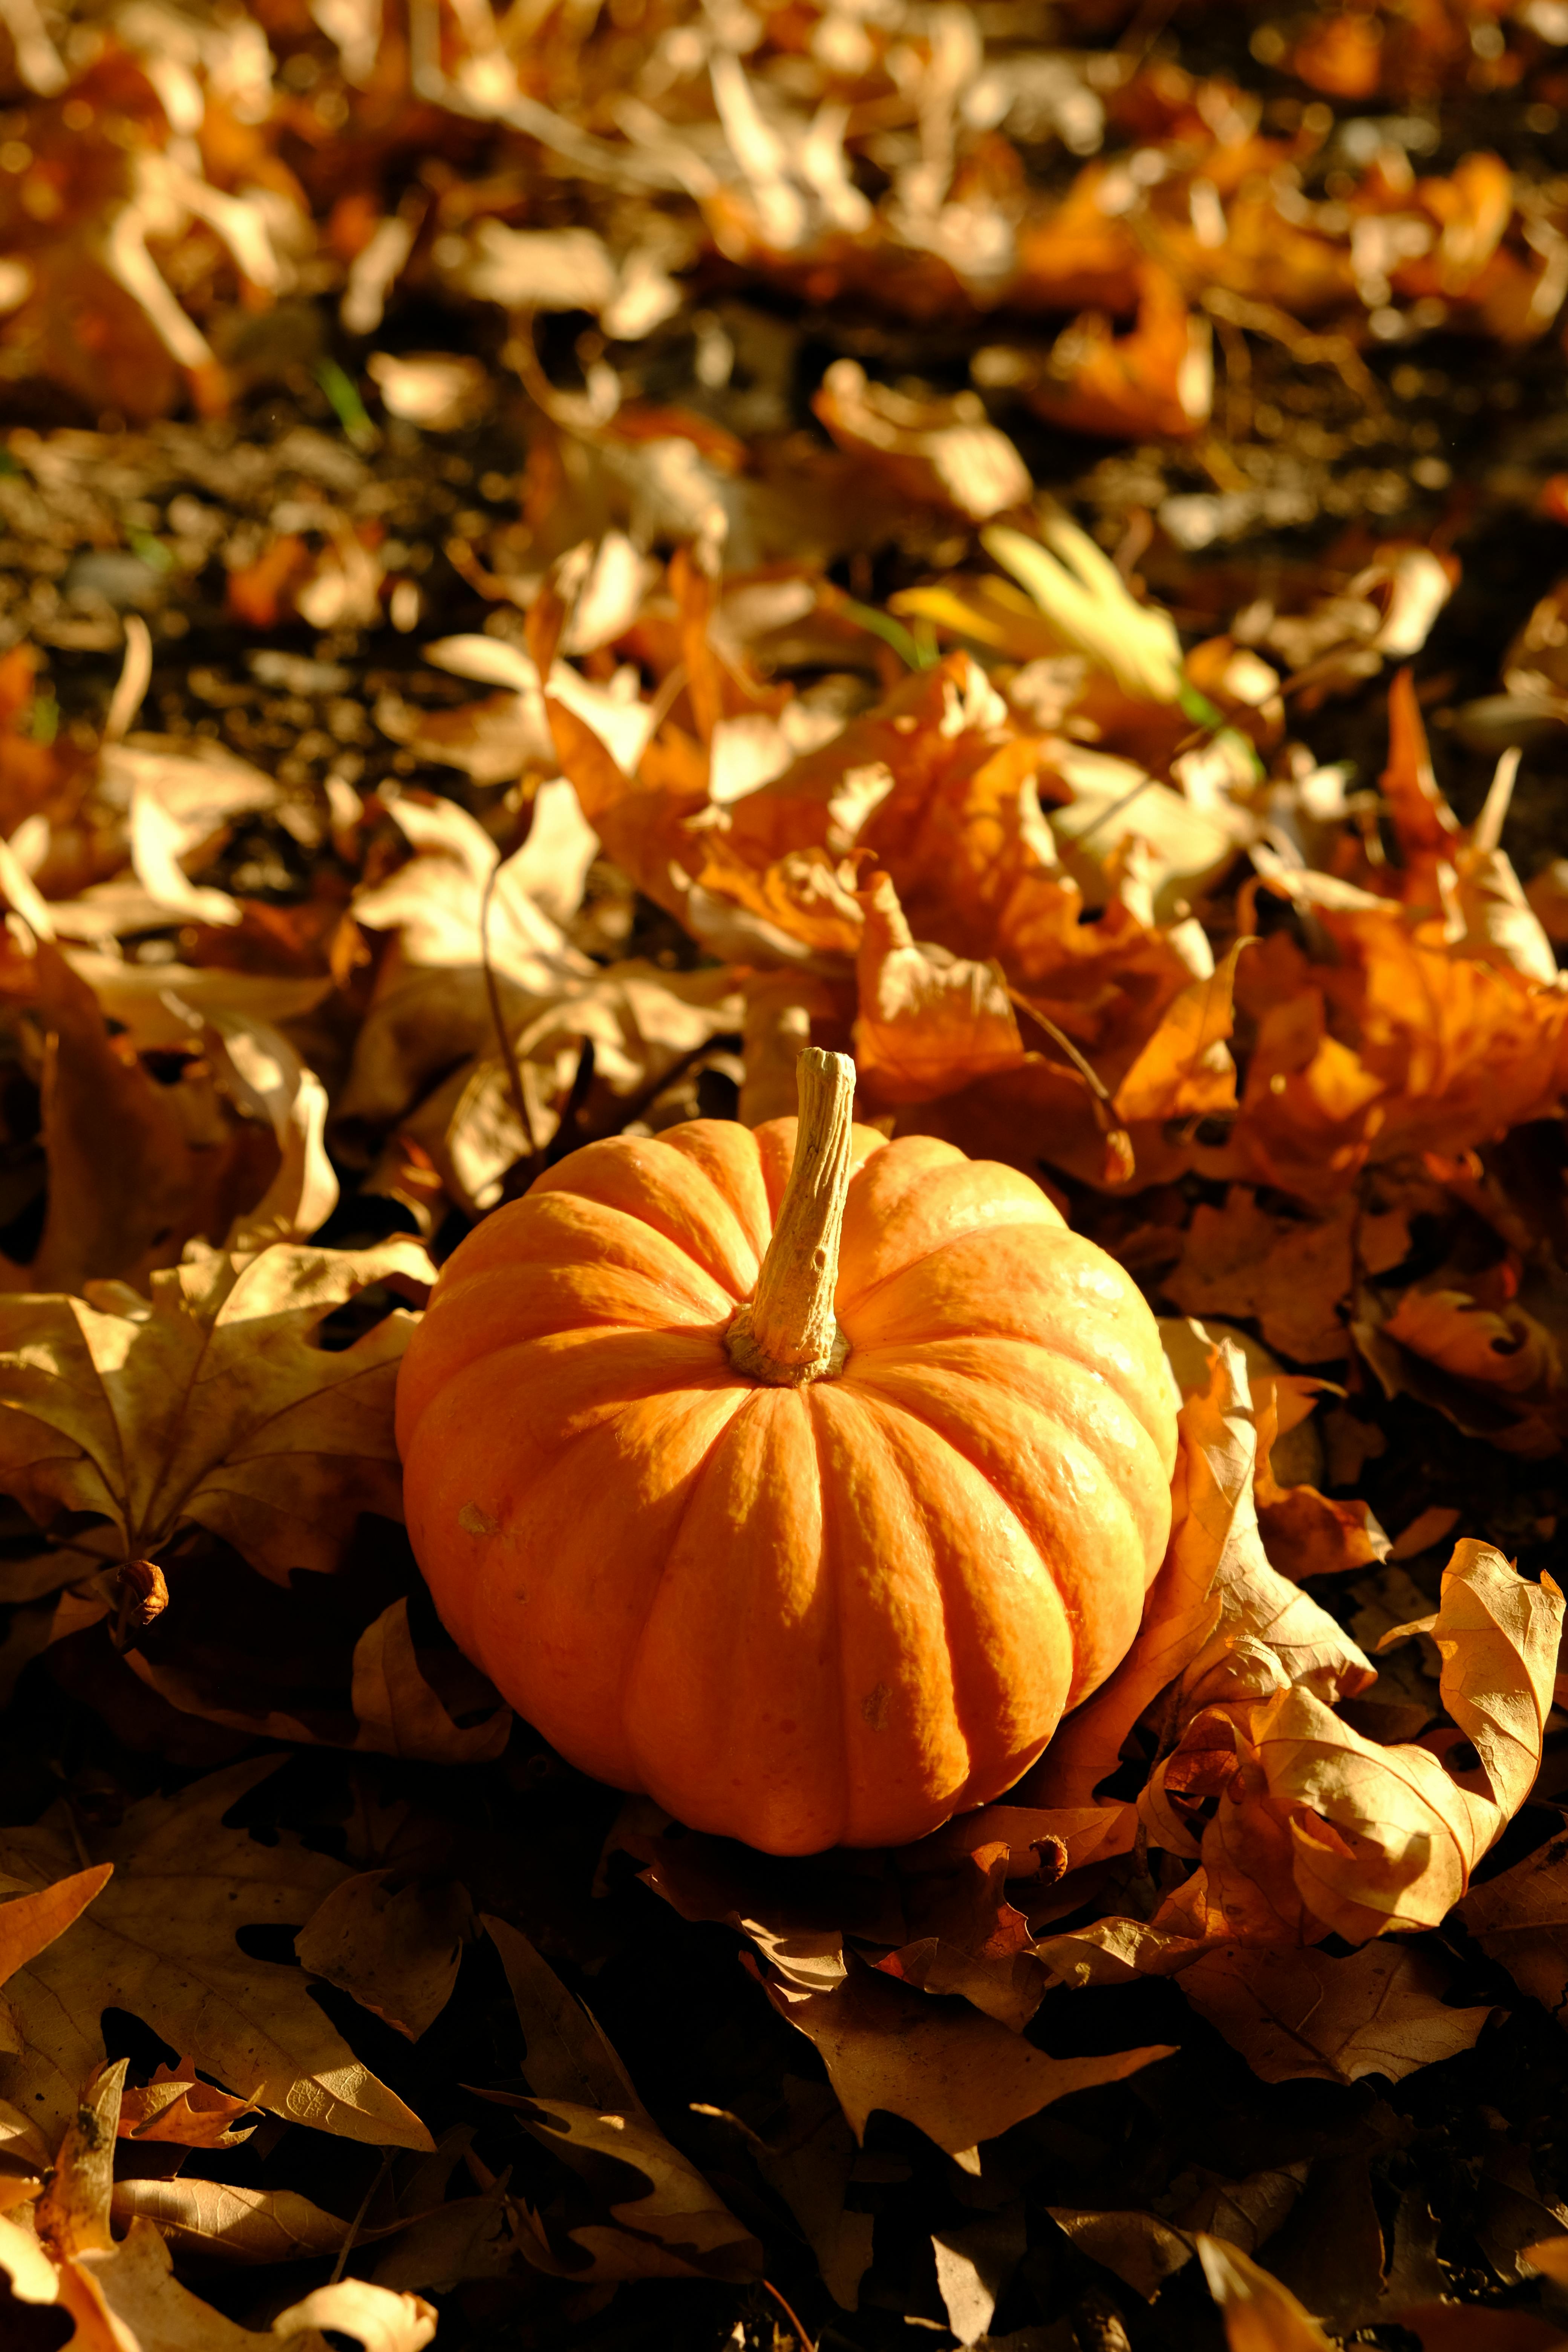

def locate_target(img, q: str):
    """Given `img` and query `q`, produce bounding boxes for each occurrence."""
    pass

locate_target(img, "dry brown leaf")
[1046,2205,1194,2301]
[0,1237,430,1584]
[1256,1541,1561,1941]
[0,937,243,1294]
[1032,1331,1369,1822]
[0,1863,111,1983]
[295,1869,472,2041]
[756,1955,1174,2165]
[484,1914,639,2111]
[400,962,740,1218]
[478,1910,760,2280]
[1178,1940,1494,2086]
[69,2223,437,2350]
[852,867,1027,1107]
[109,2177,352,2264]
[352,791,591,989]
[117,2061,257,2148]
[1198,2233,1338,2352]
[1030,265,1212,442]
[1110,938,1246,1129]
[1460,1821,1568,2021]
[0,1759,432,2153]
[930,2210,1026,2343]
[1164,1190,1361,1366]
[812,360,1031,521]
[510,2096,765,2284]
[0,2056,435,2348]
[350,1599,511,1764]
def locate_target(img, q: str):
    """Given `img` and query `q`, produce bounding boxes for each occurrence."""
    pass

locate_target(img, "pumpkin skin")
[395,1116,1177,1854]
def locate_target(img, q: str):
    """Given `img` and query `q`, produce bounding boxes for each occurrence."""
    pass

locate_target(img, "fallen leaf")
[109,2177,352,2263]
[350,1599,511,1764]
[813,360,1031,522]
[1,2051,434,2344]
[0,1758,433,2151]
[0,937,248,1292]
[0,1863,112,1983]
[509,2095,765,2283]
[1461,1820,1568,2022]
[1257,1541,1562,1940]
[295,1868,472,2040]
[756,1954,1174,2164]
[1197,2232,1338,2352]
[117,2061,257,2148]
[483,1915,638,2110]
[1046,2205,1194,2301]
[0,1236,431,1583]
[1179,1940,1494,2085]
[852,867,1027,1106]
[931,2208,1027,2342]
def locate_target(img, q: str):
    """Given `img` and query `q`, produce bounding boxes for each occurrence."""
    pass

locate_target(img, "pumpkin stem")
[728,1049,856,1387]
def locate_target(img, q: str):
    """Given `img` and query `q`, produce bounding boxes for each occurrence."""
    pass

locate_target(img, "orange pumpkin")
[396,1051,1176,1853]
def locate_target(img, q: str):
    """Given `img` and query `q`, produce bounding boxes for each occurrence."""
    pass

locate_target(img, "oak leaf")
[481,1917,760,2283]
[756,1954,1174,2166]
[0,2058,436,2349]
[0,1759,433,2152]
[117,2060,257,2148]
[1046,2206,1194,2303]
[1178,1940,1494,2086]
[349,1599,511,1764]
[510,2098,765,2283]
[0,1864,112,1983]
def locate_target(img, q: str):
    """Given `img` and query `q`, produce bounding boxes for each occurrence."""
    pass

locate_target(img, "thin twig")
[607,1032,741,1137]
[329,2151,392,2286]
[1008,990,1134,1180]
[542,1036,597,1168]
[763,2277,818,2352]
[1008,992,1118,1116]
[1066,771,1159,849]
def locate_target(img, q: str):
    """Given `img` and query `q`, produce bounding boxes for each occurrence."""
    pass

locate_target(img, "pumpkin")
[396,1050,1177,1854]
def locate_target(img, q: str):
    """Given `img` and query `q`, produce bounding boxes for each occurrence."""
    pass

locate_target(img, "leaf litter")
[9,2,1568,2348]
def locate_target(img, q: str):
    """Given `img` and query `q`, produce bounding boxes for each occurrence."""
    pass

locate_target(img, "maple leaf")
[852,867,1027,1106]
[0,1759,433,2153]
[0,1237,431,1583]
